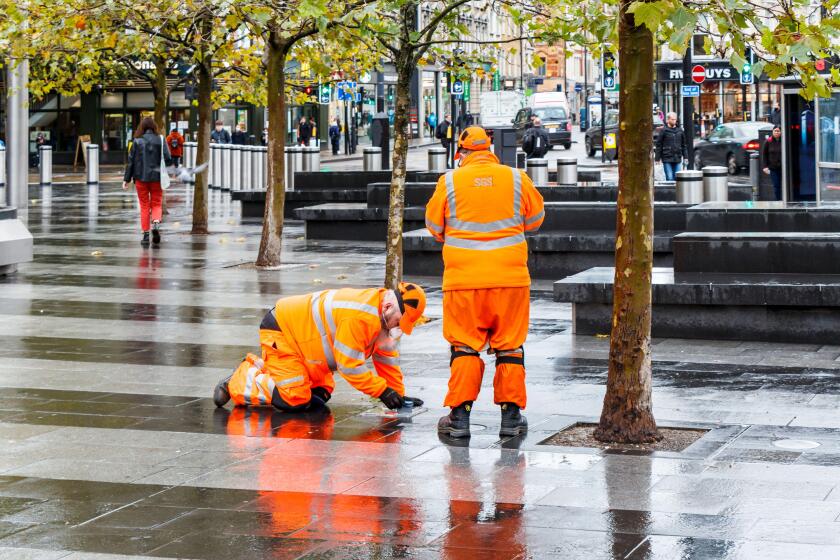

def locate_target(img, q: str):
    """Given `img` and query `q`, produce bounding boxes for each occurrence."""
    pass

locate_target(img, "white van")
[479,91,526,133]
[527,91,570,112]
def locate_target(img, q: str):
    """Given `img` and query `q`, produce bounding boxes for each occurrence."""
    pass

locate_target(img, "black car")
[585,110,665,157]
[693,121,772,175]
[512,106,572,149]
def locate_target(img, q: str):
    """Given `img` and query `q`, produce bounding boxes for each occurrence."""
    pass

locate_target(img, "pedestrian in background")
[231,123,248,145]
[329,117,341,155]
[762,125,783,201]
[298,117,313,147]
[123,116,172,248]
[428,112,437,136]
[656,112,687,181]
[522,118,550,159]
[436,114,454,168]
[166,128,184,167]
[211,120,231,144]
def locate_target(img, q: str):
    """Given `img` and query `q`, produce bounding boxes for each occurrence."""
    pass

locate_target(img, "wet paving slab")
[3,182,840,557]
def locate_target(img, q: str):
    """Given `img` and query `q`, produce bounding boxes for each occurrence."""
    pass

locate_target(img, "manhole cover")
[772,439,820,450]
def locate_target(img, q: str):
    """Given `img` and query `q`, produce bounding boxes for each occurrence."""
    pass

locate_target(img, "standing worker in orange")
[425,126,545,438]
[213,283,427,411]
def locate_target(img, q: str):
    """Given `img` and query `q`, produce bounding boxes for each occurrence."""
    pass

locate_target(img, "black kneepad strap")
[495,347,525,366]
[450,345,480,366]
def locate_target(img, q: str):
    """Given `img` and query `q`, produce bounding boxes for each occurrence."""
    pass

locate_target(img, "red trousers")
[135,180,162,231]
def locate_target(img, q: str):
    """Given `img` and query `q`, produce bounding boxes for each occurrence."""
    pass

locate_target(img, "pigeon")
[166,162,209,183]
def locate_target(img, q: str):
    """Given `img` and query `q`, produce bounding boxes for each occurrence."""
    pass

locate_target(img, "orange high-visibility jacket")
[425,151,545,291]
[271,288,404,398]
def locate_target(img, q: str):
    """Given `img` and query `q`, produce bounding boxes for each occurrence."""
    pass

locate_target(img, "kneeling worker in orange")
[213,283,427,411]
[425,126,545,438]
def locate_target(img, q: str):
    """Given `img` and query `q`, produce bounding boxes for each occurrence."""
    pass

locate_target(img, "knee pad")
[495,346,525,367]
[450,345,480,366]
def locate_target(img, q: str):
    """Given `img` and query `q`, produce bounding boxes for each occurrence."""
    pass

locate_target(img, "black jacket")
[298,122,313,140]
[762,137,782,170]
[656,125,687,163]
[124,132,172,183]
[436,121,453,141]
[211,128,231,144]
[231,130,248,145]
[522,127,551,158]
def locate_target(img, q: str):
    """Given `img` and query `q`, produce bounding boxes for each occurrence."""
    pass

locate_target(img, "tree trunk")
[593,0,660,444]
[256,33,287,268]
[383,48,414,289]
[153,56,168,132]
[191,58,212,235]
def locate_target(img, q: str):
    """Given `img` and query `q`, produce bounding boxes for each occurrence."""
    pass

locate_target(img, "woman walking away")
[328,117,341,155]
[762,125,783,201]
[123,117,173,248]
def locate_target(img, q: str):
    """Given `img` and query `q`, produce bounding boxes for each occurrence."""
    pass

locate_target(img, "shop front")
[655,60,781,138]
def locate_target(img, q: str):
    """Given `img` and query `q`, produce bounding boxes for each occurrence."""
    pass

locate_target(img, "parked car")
[584,110,665,157]
[512,106,572,149]
[693,121,772,175]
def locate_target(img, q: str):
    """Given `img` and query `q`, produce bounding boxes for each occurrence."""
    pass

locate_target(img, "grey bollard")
[259,147,267,191]
[556,156,577,185]
[0,146,5,187]
[286,146,302,191]
[241,146,253,190]
[39,145,52,185]
[702,166,729,202]
[249,146,260,191]
[428,147,448,172]
[516,151,526,169]
[210,144,220,188]
[302,146,320,172]
[86,144,99,184]
[363,147,382,171]
[221,145,232,191]
[675,170,703,204]
[526,158,549,186]
[230,145,241,191]
[292,146,304,178]
[749,152,760,200]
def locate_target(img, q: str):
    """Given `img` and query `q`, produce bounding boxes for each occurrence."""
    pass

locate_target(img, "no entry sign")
[691,65,706,84]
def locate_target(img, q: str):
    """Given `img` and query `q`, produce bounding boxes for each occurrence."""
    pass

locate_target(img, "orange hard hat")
[395,282,426,335]
[457,126,491,151]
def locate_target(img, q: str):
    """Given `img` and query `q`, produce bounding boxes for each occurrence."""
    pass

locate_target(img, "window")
[605,111,619,127]
[534,107,567,121]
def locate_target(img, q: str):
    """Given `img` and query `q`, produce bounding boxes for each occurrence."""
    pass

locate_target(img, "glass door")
[817,91,840,202]
[783,92,816,201]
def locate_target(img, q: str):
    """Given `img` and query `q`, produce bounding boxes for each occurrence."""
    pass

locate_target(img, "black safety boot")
[140,231,150,248]
[151,222,161,245]
[437,402,472,438]
[499,403,528,436]
[213,375,232,408]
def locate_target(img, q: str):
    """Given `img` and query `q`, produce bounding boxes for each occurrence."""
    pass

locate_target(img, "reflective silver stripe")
[373,354,400,366]
[331,300,378,317]
[445,172,457,219]
[524,209,545,226]
[334,340,365,361]
[512,167,522,217]
[254,374,269,404]
[448,215,523,232]
[275,375,305,387]
[425,217,444,234]
[339,365,369,376]
[310,291,337,371]
[243,369,255,403]
[323,290,338,335]
[444,233,526,250]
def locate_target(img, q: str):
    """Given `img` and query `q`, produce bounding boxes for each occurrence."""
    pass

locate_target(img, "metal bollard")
[302,146,320,172]
[749,152,760,200]
[249,146,259,191]
[210,144,220,188]
[516,150,526,169]
[0,146,5,188]
[702,165,729,202]
[363,147,382,171]
[241,146,253,191]
[286,146,302,191]
[259,147,267,190]
[86,144,99,184]
[427,147,448,172]
[39,145,52,185]
[556,156,577,185]
[221,145,232,191]
[230,145,241,191]
[526,158,549,185]
[675,170,703,204]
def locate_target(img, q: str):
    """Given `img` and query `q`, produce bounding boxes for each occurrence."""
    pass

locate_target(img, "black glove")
[379,387,404,410]
[403,396,424,407]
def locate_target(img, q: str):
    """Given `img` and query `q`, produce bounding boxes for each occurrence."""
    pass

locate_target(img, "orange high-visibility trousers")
[442,286,529,409]
[227,329,333,408]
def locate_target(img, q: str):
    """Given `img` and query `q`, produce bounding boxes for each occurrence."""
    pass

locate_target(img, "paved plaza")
[0,181,838,559]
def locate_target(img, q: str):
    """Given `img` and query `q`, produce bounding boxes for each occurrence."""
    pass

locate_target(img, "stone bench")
[231,189,366,219]
[294,203,426,240]
[553,266,840,344]
[687,201,840,232]
[0,206,34,275]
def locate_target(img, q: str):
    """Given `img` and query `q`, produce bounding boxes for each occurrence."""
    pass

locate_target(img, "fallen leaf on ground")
[236,237,246,243]
[595,333,609,338]
[91,251,103,257]
[313,278,322,284]
[336,274,347,280]
[219,237,228,244]
[309,264,319,269]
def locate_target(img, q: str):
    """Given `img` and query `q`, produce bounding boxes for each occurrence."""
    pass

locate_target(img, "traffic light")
[602,51,616,90]
[304,85,313,95]
[740,48,754,85]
